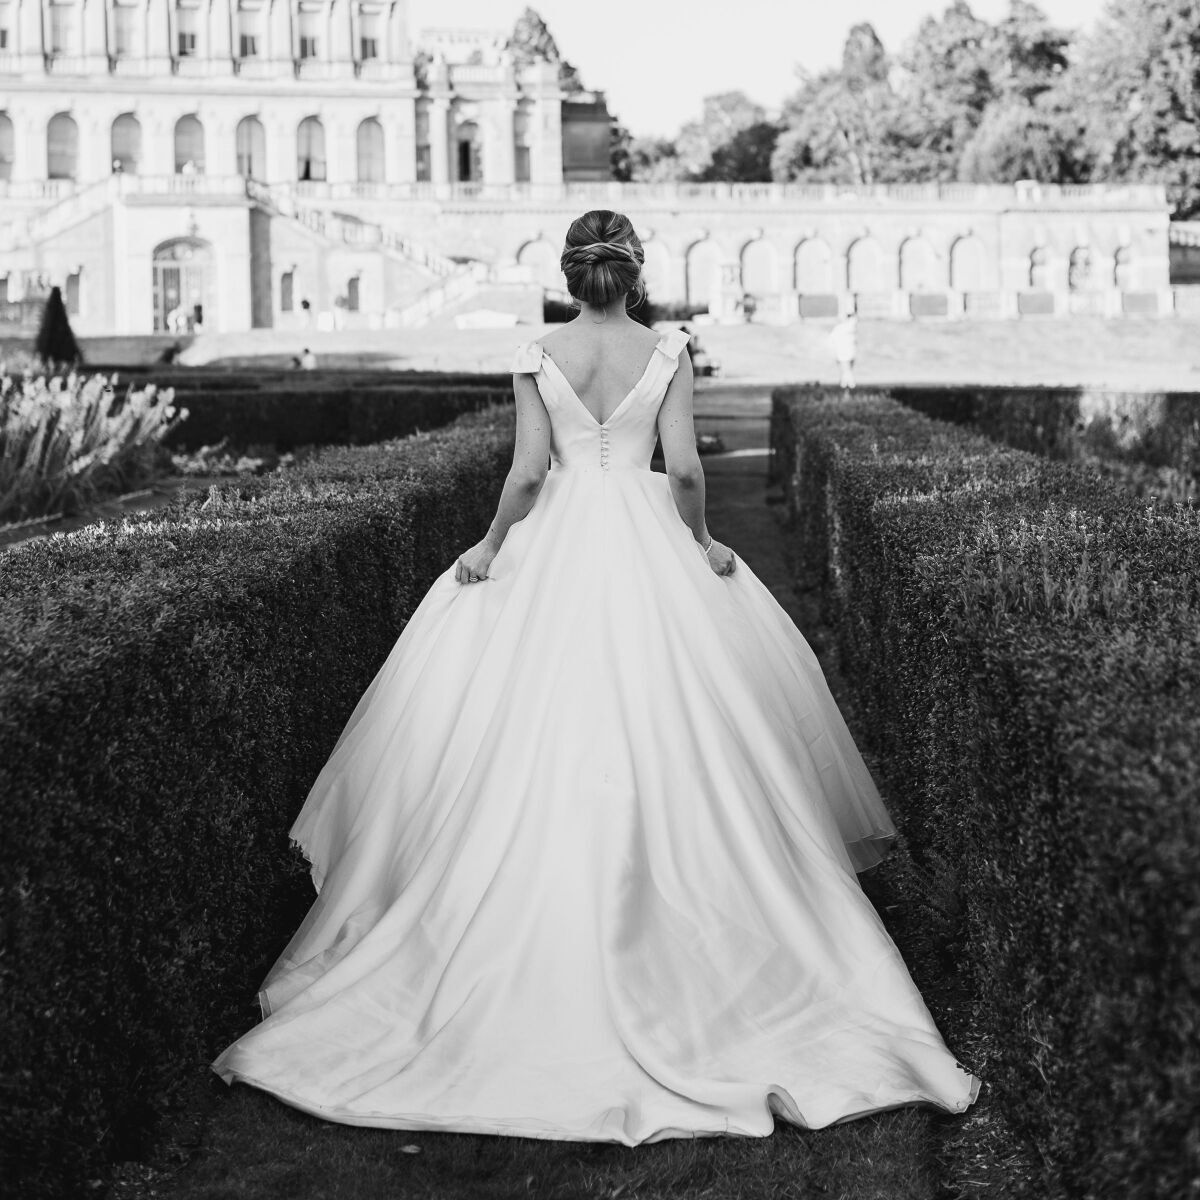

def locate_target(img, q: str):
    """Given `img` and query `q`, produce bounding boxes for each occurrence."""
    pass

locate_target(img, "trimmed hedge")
[770,387,1200,1200]
[0,405,517,1199]
[890,384,1200,491]
[161,383,511,452]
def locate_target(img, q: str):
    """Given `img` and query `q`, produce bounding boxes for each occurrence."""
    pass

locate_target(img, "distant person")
[299,347,317,370]
[742,292,757,323]
[829,313,858,389]
[300,298,312,329]
[291,355,303,370]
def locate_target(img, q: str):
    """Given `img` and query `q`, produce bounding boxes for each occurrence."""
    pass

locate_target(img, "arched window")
[1114,246,1134,290]
[0,112,14,182]
[65,269,81,315]
[111,113,141,174]
[236,115,265,179]
[347,276,360,312]
[174,114,205,174]
[280,269,294,312]
[356,117,384,183]
[1029,247,1049,289]
[47,113,79,180]
[297,116,326,181]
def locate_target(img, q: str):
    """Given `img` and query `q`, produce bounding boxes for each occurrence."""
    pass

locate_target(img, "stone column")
[77,108,109,182]
[14,111,46,182]
[483,94,516,185]
[210,0,234,60]
[82,0,109,70]
[428,91,451,186]
[383,100,417,184]
[263,113,293,183]
[145,0,171,72]
[208,115,239,177]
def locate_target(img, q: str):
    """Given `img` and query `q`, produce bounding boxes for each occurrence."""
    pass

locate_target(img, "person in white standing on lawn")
[212,209,980,1142]
[830,312,859,389]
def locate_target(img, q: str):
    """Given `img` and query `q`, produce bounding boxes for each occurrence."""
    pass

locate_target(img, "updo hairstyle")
[559,210,645,309]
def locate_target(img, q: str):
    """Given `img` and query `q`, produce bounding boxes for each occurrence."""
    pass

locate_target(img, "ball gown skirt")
[212,328,980,1143]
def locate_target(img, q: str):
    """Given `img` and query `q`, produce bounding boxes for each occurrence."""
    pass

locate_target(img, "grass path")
[130,405,1017,1200]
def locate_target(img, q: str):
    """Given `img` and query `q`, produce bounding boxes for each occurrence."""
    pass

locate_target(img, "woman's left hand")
[454,539,497,585]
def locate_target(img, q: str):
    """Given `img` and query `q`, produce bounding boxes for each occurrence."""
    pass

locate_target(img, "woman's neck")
[576,299,633,325]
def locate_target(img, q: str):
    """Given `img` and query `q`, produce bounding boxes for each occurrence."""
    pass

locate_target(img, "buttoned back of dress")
[512,328,691,474]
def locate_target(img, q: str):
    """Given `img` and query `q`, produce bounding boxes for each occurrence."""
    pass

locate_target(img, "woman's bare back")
[538,319,664,427]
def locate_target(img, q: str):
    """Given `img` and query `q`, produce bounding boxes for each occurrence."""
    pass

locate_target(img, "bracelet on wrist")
[701,534,713,552]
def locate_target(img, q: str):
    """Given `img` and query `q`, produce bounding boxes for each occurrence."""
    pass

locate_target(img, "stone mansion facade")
[0,0,1178,336]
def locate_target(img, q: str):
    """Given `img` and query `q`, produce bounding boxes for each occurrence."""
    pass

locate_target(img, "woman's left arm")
[454,373,550,584]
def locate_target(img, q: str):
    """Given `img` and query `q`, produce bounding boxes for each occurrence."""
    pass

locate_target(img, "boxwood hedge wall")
[0,405,517,1198]
[889,384,1199,494]
[160,382,512,452]
[770,386,1199,1200]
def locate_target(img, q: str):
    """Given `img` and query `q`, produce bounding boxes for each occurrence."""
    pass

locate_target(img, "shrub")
[160,382,511,452]
[889,384,1200,503]
[0,405,517,1199]
[770,386,1200,1200]
[0,366,185,524]
[34,286,82,368]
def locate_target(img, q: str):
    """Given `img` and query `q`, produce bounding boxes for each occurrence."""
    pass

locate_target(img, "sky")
[408,0,1112,138]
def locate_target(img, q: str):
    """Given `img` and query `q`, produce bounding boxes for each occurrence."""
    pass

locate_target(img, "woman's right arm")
[656,351,736,576]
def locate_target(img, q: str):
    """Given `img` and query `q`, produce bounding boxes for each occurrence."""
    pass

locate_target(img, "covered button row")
[599,427,610,468]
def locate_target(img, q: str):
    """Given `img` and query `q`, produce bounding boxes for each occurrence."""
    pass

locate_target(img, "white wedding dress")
[212,327,980,1142]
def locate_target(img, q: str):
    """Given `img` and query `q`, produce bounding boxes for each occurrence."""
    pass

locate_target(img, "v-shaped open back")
[512,328,692,473]
[538,344,661,429]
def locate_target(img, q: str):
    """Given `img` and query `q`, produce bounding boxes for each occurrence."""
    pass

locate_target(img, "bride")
[212,209,980,1143]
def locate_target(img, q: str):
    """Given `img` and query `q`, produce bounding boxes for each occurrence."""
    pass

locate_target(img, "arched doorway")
[111,113,142,174]
[456,120,482,184]
[794,238,833,293]
[47,112,79,180]
[516,240,562,291]
[297,116,326,182]
[686,240,721,311]
[174,114,205,175]
[740,239,777,298]
[846,237,887,293]
[152,238,213,332]
[357,117,385,183]
[899,237,941,292]
[236,116,266,179]
[950,236,987,292]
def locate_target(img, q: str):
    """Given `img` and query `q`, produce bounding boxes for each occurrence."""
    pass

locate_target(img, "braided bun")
[560,210,645,308]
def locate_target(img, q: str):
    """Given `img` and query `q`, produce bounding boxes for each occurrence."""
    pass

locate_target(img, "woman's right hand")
[703,538,737,577]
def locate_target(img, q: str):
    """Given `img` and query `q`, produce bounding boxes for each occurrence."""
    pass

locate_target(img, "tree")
[1071,0,1200,217]
[34,286,82,368]
[676,91,767,178]
[958,95,1092,182]
[507,6,584,93]
[625,136,686,182]
[772,24,929,184]
[703,122,781,182]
